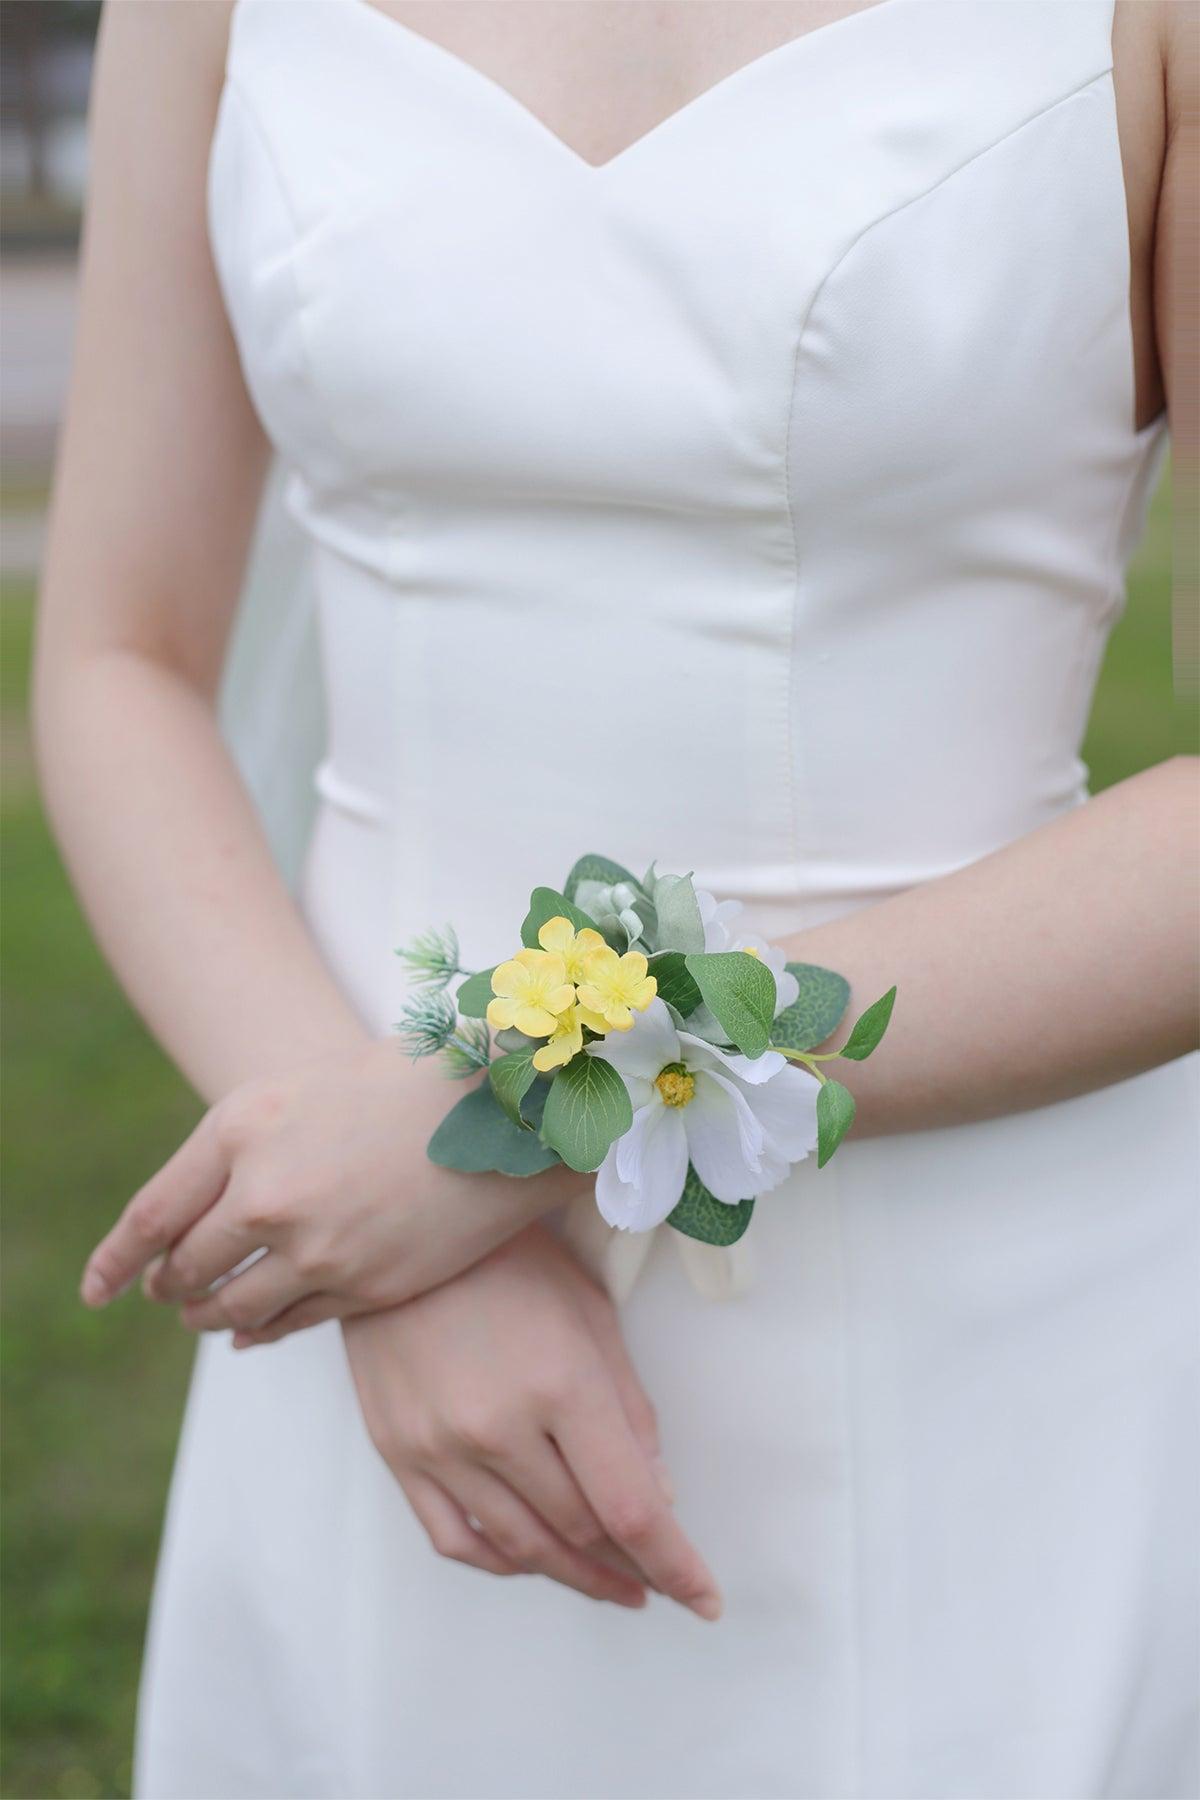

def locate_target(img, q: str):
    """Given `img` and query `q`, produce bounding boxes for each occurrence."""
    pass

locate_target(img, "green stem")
[766,1043,830,1083]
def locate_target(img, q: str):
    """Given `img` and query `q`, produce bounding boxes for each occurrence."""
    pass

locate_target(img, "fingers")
[230,1293,346,1348]
[554,1379,722,1621]
[81,1109,228,1306]
[146,1198,270,1302]
[581,1296,666,1470]
[178,1253,307,1336]
[444,1465,647,1609]
[398,1472,521,1579]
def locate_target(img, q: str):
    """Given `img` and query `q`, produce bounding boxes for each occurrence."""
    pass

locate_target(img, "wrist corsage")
[395,854,896,1248]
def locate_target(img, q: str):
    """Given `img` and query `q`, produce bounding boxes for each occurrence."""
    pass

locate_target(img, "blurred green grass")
[1,468,1196,1797]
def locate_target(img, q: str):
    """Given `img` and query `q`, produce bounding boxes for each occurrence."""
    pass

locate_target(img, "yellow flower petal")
[513,1004,559,1038]
[537,917,575,956]
[575,1003,610,1035]
[489,958,526,1000]
[486,997,519,1029]
[546,983,577,1016]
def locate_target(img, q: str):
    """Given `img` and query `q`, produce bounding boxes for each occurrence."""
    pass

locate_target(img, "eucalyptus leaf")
[770,962,851,1051]
[563,854,640,902]
[837,986,898,1061]
[647,951,703,1017]
[487,1046,540,1131]
[520,887,597,949]
[683,951,776,1058]
[816,1079,856,1168]
[428,1083,560,1176]
[540,1052,633,1173]
[653,872,706,955]
[455,967,497,1019]
[666,1165,755,1246]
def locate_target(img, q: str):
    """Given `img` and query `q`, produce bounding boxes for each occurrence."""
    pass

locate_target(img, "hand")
[335,1225,723,1620]
[79,1040,589,1336]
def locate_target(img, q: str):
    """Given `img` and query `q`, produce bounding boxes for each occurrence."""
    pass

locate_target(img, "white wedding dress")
[134,2,1199,1794]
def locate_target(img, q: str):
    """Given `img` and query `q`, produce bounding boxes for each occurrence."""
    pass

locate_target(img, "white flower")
[684,888,799,1041]
[588,999,820,1232]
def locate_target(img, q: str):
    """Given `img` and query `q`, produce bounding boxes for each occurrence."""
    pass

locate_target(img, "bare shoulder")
[96,0,237,106]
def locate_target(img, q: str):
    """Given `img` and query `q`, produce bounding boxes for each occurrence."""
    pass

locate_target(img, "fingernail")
[231,1333,253,1350]
[652,1456,674,1504]
[80,1268,109,1307]
[616,1589,648,1609]
[688,1592,723,1622]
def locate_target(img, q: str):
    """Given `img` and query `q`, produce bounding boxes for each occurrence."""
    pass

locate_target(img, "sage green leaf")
[428,1083,560,1176]
[540,1052,633,1173]
[520,887,597,949]
[646,951,703,1016]
[487,1046,540,1131]
[563,854,640,902]
[666,1165,755,1246]
[837,986,898,1061]
[455,967,497,1018]
[770,962,851,1051]
[652,872,706,955]
[816,1079,856,1168]
[683,951,776,1058]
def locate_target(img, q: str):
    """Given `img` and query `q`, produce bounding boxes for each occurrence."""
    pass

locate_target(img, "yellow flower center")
[655,1063,696,1108]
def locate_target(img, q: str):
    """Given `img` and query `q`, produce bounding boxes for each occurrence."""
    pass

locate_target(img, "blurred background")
[0,4,1196,1796]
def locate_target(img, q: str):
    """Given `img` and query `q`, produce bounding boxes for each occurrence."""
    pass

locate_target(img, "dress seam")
[780,68,1113,878]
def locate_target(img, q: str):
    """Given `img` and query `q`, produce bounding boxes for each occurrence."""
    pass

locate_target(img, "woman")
[33,0,1198,1794]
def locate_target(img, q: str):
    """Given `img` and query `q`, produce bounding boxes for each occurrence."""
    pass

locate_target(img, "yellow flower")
[537,916,608,984]
[576,945,658,1032]
[532,1004,586,1072]
[486,949,575,1038]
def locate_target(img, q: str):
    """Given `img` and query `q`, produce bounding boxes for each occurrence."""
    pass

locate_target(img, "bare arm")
[783,757,1197,1135]
[31,0,367,1106]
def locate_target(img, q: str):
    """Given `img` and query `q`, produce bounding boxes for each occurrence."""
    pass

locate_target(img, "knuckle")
[291,1235,337,1284]
[605,1496,658,1545]
[426,1523,468,1562]
[128,1191,169,1247]
[165,1252,202,1295]
[214,1082,288,1156]
[449,1405,505,1458]
[218,1290,258,1331]
[490,1524,540,1567]
[560,1513,605,1552]
[235,1179,291,1236]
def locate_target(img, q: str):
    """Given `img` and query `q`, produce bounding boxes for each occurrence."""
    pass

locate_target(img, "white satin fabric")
[137,2,1198,1793]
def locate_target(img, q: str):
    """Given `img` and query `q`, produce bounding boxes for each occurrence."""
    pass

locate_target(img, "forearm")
[782,756,1199,1136]
[33,647,370,1106]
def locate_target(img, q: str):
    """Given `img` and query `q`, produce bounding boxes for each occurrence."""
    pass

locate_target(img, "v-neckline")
[347,0,902,175]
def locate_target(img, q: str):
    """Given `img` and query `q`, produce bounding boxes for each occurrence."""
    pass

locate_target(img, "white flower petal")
[683,1071,765,1202]
[587,998,679,1083]
[678,1031,786,1085]
[772,968,800,1014]
[741,1063,821,1164]
[596,1106,689,1232]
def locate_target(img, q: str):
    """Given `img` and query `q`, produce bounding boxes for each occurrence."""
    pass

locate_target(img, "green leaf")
[646,951,702,1017]
[770,962,852,1051]
[652,873,706,955]
[666,1165,755,1246]
[683,951,776,1058]
[428,1082,560,1176]
[563,854,640,902]
[487,1046,540,1131]
[540,1052,633,1173]
[837,986,898,1061]
[520,887,597,949]
[455,967,497,1018]
[816,1079,856,1168]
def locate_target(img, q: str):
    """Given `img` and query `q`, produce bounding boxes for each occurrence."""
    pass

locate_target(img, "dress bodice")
[209,0,1166,990]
